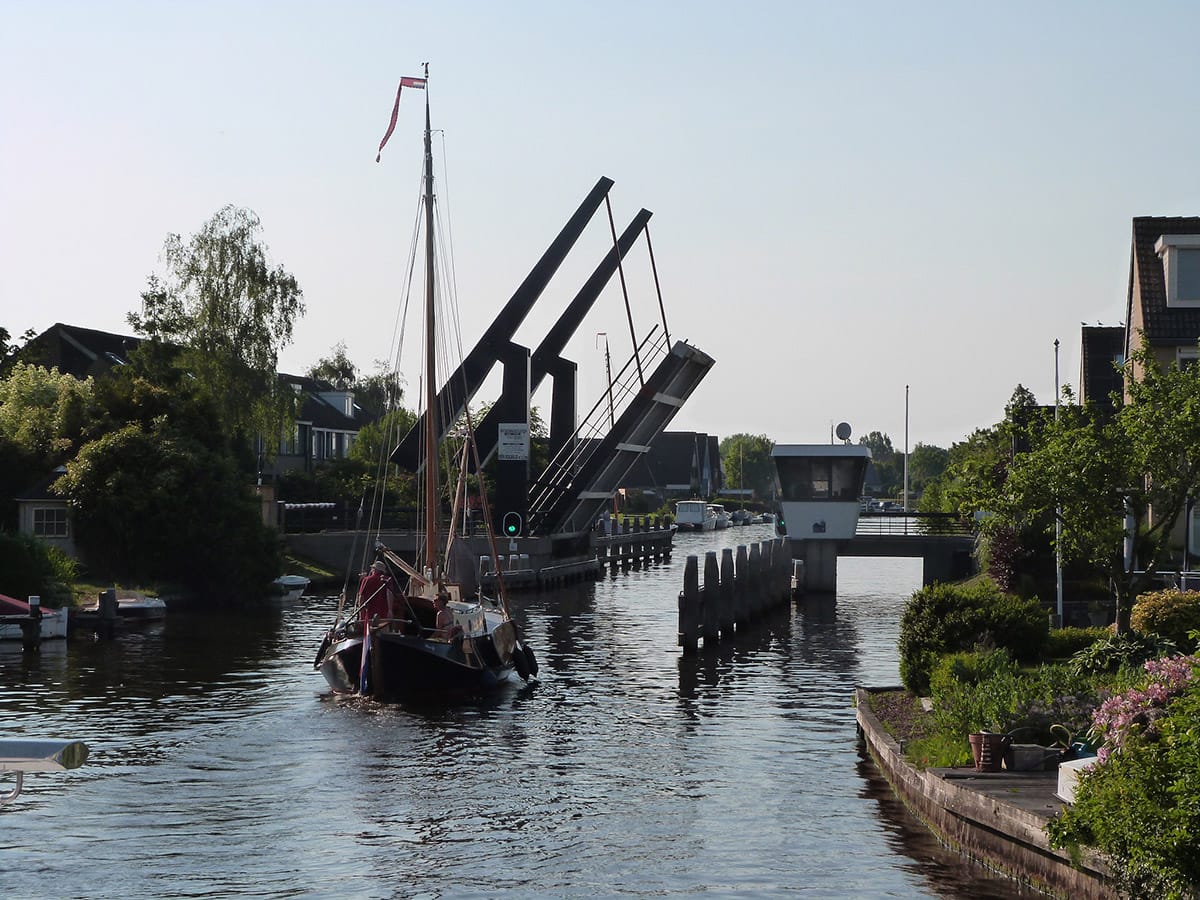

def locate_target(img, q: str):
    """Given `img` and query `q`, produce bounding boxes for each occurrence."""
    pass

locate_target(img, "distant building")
[620,430,724,501]
[1118,217,1200,558]
[1079,325,1125,416]
[1124,217,1200,385]
[14,467,75,559]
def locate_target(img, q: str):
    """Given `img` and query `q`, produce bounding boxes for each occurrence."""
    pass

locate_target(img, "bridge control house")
[772,444,871,592]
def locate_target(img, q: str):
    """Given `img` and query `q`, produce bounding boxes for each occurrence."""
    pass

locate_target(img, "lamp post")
[903,384,910,513]
[1054,339,1063,627]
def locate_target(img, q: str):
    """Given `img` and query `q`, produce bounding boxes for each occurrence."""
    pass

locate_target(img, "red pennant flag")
[376,76,428,163]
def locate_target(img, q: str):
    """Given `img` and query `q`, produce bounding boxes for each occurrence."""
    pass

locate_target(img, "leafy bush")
[1068,631,1178,678]
[929,652,1099,747]
[0,531,76,606]
[1043,626,1109,661]
[1132,589,1200,652]
[898,578,1049,694]
[929,649,1019,735]
[1049,658,1200,898]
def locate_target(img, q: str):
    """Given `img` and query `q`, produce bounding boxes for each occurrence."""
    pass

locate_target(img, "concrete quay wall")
[855,687,1114,898]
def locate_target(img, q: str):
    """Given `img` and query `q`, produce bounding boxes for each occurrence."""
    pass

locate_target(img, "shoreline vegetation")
[876,573,1200,898]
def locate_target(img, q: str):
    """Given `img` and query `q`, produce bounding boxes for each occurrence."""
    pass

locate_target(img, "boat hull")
[318,620,518,703]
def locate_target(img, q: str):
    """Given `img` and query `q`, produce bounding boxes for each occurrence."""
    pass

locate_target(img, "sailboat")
[315,68,538,702]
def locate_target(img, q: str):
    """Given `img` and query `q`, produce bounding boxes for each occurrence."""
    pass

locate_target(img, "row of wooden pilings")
[594,515,674,570]
[678,538,793,653]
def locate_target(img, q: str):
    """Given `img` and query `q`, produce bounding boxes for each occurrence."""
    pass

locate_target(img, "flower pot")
[968,732,1007,772]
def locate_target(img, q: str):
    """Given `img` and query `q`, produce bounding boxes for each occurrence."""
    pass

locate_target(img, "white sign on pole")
[497,423,530,461]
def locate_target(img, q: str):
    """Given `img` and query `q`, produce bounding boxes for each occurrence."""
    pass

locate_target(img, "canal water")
[1,524,1034,898]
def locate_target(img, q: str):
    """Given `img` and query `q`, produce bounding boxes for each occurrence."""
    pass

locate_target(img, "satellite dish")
[835,422,852,442]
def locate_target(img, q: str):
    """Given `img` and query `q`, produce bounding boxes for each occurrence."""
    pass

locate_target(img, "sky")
[5,1,1200,450]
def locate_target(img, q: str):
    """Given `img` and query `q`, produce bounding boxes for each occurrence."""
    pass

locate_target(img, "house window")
[1179,347,1199,371]
[33,507,68,538]
[1155,235,1200,307]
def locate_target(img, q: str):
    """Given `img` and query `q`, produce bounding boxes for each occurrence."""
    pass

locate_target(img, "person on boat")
[432,590,462,641]
[358,560,395,626]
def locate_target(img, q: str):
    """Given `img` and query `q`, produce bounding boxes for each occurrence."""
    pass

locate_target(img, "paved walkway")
[930,768,1065,820]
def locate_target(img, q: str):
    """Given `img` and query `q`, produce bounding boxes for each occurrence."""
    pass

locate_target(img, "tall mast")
[422,65,439,575]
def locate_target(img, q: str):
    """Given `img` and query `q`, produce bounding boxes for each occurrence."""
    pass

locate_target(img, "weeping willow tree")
[128,205,305,464]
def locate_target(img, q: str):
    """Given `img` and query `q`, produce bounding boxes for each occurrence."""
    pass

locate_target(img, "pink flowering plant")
[1048,645,1200,896]
[1086,654,1199,765]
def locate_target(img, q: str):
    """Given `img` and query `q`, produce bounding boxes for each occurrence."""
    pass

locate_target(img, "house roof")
[1127,216,1200,349]
[15,467,68,502]
[622,431,704,490]
[18,323,145,379]
[278,373,368,431]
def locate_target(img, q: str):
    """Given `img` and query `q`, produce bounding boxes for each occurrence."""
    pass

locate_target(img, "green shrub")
[1048,667,1200,897]
[1131,589,1200,652]
[898,578,1049,694]
[1068,631,1178,678]
[1043,626,1109,661]
[929,649,1020,736]
[0,531,76,606]
[928,652,1098,747]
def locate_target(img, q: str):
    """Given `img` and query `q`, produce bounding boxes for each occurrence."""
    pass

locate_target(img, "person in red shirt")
[358,560,394,625]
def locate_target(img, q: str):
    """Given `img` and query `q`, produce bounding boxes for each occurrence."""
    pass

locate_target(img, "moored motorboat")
[271,575,310,604]
[73,589,166,628]
[675,499,717,531]
[0,594,68,641]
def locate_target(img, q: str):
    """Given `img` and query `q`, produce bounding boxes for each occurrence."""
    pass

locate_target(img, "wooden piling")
[719,548,735,637]
[701,551,720,644]
[678,555,699,653]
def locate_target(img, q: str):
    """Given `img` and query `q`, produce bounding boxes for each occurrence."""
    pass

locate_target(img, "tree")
[719,433,775,499]
[56,419,280,596]
[0,362,96,527]
[988,340,1200,631]
[0,326,35,375]
[859,430,901,495]
[307,342,358,390]
[908,443,950,495]
[0,362,95,461]
[128,205,304,459]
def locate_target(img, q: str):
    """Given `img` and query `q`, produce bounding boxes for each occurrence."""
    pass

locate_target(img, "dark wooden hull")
[317,620,518,703]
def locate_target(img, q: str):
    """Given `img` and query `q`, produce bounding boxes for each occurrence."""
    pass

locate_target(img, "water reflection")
[0,548,1029,898]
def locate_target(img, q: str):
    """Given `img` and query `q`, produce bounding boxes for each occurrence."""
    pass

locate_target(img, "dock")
[855,686,1114,898]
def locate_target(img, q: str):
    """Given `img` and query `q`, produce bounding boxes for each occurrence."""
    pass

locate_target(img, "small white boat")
[77,590,167,623]
[271,575,311,604]
[708,504,731,529]
[0,594,68,640]
[675,500,717,531]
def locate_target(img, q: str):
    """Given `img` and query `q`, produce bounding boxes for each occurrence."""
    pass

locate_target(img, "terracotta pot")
[968,732,1008,772]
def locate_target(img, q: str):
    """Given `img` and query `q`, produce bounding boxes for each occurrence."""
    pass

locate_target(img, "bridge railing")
[855,512,976,537]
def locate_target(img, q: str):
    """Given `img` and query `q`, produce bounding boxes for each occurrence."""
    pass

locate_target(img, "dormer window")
[1155,234,1200,307]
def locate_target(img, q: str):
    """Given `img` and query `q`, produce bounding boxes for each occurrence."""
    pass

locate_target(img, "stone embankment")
[855,686,1114,898]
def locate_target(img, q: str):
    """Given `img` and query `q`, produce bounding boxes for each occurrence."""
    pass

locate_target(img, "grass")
[867,688,972,769]
[281,552,340,587]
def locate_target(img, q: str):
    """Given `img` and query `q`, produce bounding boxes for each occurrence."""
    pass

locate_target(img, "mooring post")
[678,554,699,653]
[735,544,749,622]
[719,548,735,637]
[20,595,42,651]
[701,551,720,644]
[762,540,777,608]
[747,543,763,619]
[774,539,788,602]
